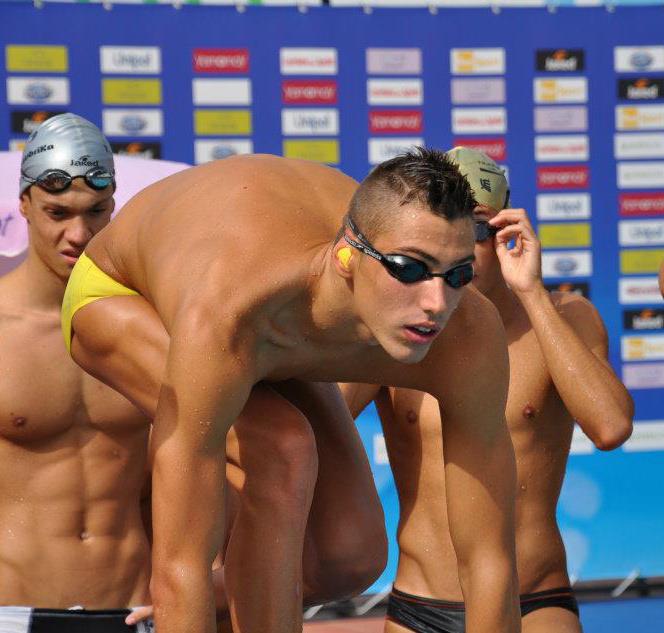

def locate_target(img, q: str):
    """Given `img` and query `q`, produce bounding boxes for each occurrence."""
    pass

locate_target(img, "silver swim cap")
[446,146,510,212]
[19,113,114,196]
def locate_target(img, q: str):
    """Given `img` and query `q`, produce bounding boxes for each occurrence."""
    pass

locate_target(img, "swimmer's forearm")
[518,284,633,449]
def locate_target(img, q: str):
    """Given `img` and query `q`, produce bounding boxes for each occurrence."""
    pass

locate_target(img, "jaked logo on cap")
[70,155,100,168]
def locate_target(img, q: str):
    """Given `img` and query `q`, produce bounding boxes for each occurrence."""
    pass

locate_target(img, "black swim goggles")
[343,216,474,289]
[21,167,115,193]
[474,220,499,242]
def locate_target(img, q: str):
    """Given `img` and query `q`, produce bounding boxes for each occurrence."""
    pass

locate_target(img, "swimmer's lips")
[61,249,83,265]
[403,323,440,345]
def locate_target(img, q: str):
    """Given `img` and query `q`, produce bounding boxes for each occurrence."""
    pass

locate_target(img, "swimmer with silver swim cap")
[20,112,115,196]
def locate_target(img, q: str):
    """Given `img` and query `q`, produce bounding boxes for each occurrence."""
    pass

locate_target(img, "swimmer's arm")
[436,313,519,633]
[520,289,633,450]
[338,382,381,418]
[150,314,252,633]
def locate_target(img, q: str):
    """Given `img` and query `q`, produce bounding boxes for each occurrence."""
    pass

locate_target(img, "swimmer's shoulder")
[550,290,607,340]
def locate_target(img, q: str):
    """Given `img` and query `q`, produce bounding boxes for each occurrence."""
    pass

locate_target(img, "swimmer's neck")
[12,247,68,312]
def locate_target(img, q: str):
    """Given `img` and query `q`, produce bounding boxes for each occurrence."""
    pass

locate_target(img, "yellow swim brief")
[61,252,139,354]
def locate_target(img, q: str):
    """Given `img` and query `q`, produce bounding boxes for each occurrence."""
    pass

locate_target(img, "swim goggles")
[344,216,474,289]
[474,220,499,242]
[20,167,115,193]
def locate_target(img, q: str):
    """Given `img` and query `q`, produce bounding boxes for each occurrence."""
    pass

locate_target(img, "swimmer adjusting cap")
[19,113,114,196]
[446,146,509,212]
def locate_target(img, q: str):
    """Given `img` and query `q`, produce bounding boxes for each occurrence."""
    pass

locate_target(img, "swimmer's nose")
[65,215,93,247]
[420,277,447,316]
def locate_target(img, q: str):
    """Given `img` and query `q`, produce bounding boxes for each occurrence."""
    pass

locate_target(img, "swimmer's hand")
[125,605,154,625]
[490,208,543,295]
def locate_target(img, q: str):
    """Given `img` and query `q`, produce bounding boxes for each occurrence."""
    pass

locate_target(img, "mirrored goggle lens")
[445,262,475,289]
[37,170,72,192]
[384,255,429,284]
[86,170,114,190]
[475,221,497,242]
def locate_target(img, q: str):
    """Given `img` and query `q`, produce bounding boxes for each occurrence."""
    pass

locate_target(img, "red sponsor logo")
[453,137,506,161]
[282,80,337,105]
[537,165,589,190]
[619,193,664,216]
[369,110,423,134]
[193,48,249,73]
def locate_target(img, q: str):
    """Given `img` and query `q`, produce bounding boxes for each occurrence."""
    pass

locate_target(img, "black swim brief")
[387,585,579,633]
[0,607,154,633]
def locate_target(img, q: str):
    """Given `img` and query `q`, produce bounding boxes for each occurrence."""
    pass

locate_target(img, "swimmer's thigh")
[522,607,582,633]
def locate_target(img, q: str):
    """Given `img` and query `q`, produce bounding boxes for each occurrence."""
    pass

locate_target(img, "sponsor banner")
[618,78,664,101]
[192,78,252,106]
[619,220,664,246]
[281,108,339,136]
[623,421,664,452]
[619,277,664,304]
[541,250,592,278]
[194,139,253,164]
[102,79,162,105]
[617,161,664,189]
[536,49,585,73]
[534,106,587,133]
[623,309,664,331]
[99,46,161,75]
[537,193,591,220]
[110,141,161,159]
[283,139,339,164]
[544,281,590,298]
[450,78,505,105]
[282,80,337,105]
[369,110,423,134]
[535,134,589,162]
[614,46,664,73]
[368,138,424,165]
[452,137,506,161]
[539,222,591,248]
[193,110,252,136]
[534,78,588,104]
[193,48,249,74]
[6,77,70,106]
[619,193,664,216]
[537,165,589,190]
[5,45,68,73]
[373,433,389,465]
[620,248,664,274]
[366,48,422,75]
[9,140,25,152]
[280,48,338,75]
[616,105,664,131]
[10,110,63,135]
[623,363,664,389]
[102,109,163,137]
[450,48,505,75]
[570,426,595,456]
[451,107,506,134]
[621,335,664,361]
[615,133,664,159]
[367,79,423,106]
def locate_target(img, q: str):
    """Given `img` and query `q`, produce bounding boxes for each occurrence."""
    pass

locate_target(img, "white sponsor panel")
[615,46,664,72]
[623,362,664,389]
[192,79,252,106]
[621,334,664,361]
[366,48,422,75]
[450,78,505,104]
[367,79,423,105]
[534,106,587,133]
[450,48,505,75]
[617,161,664,189]
[616,105,664,131]
[368,138,424,165]
[451,107,506,134]
[100,46,161,74]
[570,426,595,455]
[281,108,339,136]
[102,109,163,137]
[6,77,70,105]
[194,139,253,165]
[623,421,664,452]
[619,220,664,246]
[536,193,591,220]
[535,135,589,162]
[615,133,664,159]
[541,250,592,278]
[280,48,337,75]
[619,277,664,304]
[534,78,588,104]
[373,433,389,465]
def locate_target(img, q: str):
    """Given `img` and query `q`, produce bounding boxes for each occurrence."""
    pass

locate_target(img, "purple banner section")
[623,362,664,389]
[534,106,588,132]
[450,78,505,105]
[366,48,422,75]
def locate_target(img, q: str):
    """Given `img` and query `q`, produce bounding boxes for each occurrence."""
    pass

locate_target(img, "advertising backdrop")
[1,3,663,590]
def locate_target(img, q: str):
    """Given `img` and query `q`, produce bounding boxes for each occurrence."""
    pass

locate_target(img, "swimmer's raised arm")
[150,308,253,633]
[490,208,633,450]
[338,383,381,418]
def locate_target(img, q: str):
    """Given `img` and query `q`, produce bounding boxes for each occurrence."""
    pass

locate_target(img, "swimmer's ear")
[333,242,353,278]
[18,191,31,222]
